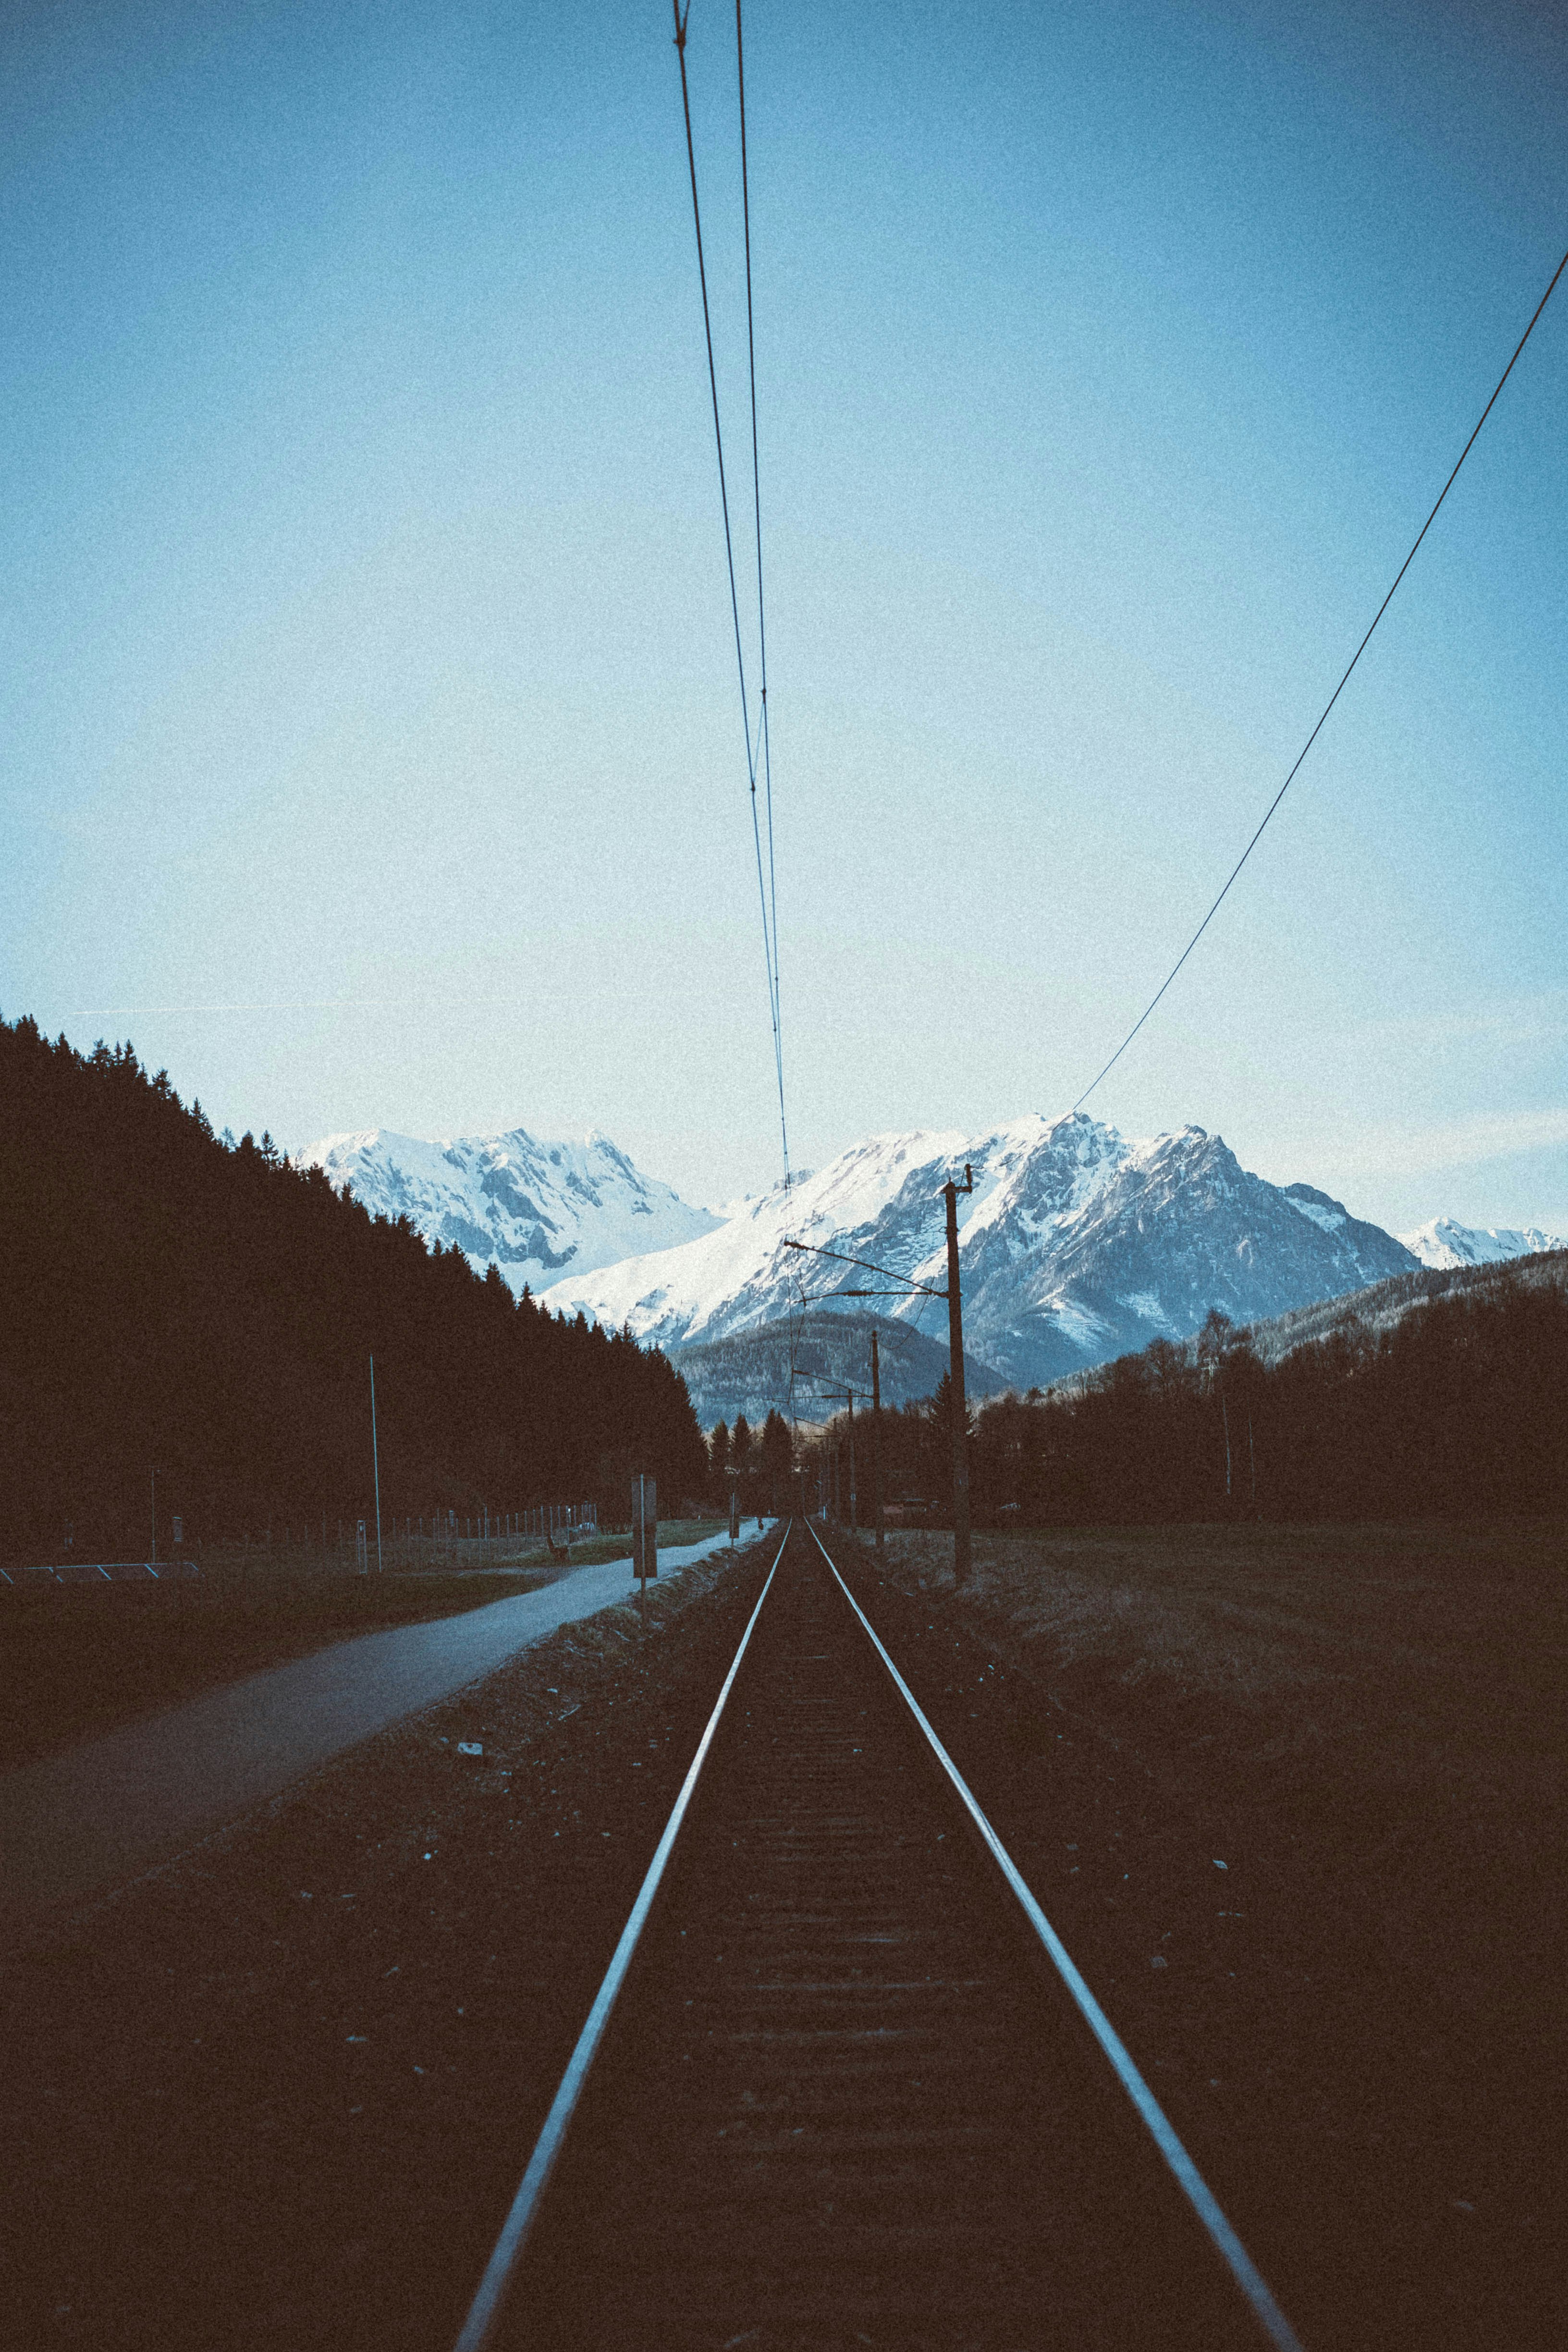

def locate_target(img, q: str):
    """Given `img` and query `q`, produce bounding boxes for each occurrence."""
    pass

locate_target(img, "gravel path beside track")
[0,1530,763,1943]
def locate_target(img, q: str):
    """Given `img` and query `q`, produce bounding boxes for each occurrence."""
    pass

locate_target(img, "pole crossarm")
[781,1237,945,1298]
[796,1285,944,1303]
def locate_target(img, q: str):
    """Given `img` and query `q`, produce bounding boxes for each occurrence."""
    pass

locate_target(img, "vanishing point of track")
[453,1519,1304,2352]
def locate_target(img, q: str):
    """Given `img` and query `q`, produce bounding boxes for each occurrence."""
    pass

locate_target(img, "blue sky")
[4,0,1565,1233]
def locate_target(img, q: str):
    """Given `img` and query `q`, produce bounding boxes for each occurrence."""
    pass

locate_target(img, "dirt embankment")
[4,1535,777,2352]
[837,1520,1565,2352]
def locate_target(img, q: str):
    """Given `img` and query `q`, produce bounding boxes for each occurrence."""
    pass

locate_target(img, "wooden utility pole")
[870,1328,884,1555]
[847,1392,857,1531]
[943,1165,974,1584]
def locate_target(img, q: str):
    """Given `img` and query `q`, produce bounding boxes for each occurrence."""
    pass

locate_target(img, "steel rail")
[451,1521,791,2352]
[805,1517,1306,2352]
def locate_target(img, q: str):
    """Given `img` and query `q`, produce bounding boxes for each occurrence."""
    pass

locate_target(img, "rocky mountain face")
[300,1126,720,1294]
[539,1113,1421,1392]
[1398,1216,1566,1270]
[961,1138,1422,1389]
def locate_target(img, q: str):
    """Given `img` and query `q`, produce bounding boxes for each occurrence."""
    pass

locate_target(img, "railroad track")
[454,1519,1303,2352]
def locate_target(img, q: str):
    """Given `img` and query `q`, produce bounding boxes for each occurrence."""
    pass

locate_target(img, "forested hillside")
[673,1309,1004,1429]
[1232,1247,1568,1365]
[0,1017,706,1561]
[825,1256,1568,1525]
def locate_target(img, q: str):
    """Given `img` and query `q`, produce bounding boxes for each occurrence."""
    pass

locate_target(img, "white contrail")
[66,995,616,1017]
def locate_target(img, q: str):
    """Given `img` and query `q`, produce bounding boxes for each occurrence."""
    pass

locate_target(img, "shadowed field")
[886,1514,1561,1712]
[878,1519,1564,1806]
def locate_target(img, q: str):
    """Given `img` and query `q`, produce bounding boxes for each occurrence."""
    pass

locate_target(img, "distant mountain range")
[300,1113,1563,1409]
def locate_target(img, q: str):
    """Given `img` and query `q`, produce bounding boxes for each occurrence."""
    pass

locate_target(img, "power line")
[736,0,787,1189]
[672,0,790,1190]
[1075,243,1568,1113]
[781,1235,945,1298]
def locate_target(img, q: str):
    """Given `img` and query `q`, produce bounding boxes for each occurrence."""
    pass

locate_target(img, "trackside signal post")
[632,1474,658,1589]
[943,1165,974,1585]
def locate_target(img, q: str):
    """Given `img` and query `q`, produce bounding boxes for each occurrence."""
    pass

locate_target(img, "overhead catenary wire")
[735,0,787,1189]
[1074,243,1568,1113]
[672,0,790,1192]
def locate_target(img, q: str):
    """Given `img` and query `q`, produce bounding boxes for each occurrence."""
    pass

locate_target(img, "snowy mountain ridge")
[300,1124,721,1292]
[538,1113,1419,1391]
[1398,1216,1567,1271]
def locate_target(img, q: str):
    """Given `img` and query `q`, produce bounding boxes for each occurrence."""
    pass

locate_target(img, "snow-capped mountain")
[539,1114,1421,1390]
[1398,1216,1567,1271]
[300,1126,720,1292]
[301,1108,1558,1394]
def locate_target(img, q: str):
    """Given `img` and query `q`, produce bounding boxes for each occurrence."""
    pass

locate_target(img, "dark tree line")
[817,1272,1568,1525]
[0,1016,708,1561]
[813,1372,967,1520]
[706,1410,794,1511]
